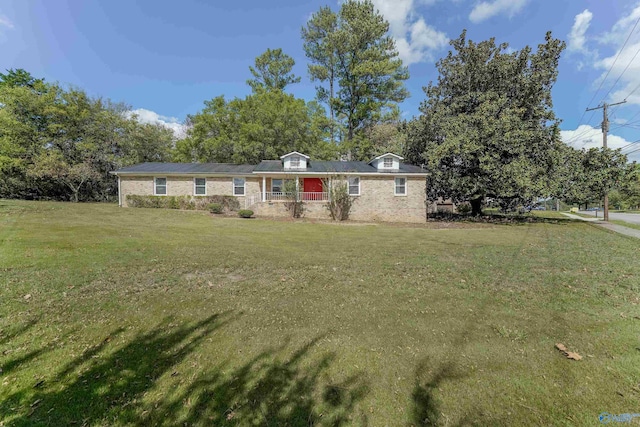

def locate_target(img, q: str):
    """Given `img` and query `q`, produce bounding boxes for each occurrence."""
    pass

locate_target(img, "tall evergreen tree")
[302,0,409,158]
[246,48,301,92]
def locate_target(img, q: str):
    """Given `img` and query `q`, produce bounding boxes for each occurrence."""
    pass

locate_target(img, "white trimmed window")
[383,157,393,168]
[394,177,407,195]
[194,178,206,195]
[233,178,246,196]
[348,177,360,196]
[272,179,283,193]
[290,156,300,168]
[154,177,167,195]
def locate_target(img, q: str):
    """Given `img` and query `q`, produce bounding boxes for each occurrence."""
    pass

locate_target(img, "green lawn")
[1,200,639,426]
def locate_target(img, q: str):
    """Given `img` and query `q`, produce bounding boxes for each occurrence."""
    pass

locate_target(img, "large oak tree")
[407,31,566,215]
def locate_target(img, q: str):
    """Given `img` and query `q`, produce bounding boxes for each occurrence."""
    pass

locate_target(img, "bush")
[209,203,223,214]
[126,195,241,212]
[456,203,471,214]
[238,209,253,218]
[283,180,304,218]
[326,180,353,221]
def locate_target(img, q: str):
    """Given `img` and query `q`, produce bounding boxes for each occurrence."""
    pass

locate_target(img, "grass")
[1,200,639,426]
[610,220,640,231]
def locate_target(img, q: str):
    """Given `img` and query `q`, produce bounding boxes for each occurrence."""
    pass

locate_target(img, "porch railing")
[244,193,262,209]
[246,192,329,208]
[266,192,329,201]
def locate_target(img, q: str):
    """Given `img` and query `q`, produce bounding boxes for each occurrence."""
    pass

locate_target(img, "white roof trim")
[280,151,310,159]
[369,152,404,163]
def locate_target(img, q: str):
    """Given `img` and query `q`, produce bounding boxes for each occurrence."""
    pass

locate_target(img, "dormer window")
[370,153,403,171]
[280,151,310,170]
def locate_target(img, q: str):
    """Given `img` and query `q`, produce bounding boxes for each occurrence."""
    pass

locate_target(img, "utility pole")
[585,100,626,221]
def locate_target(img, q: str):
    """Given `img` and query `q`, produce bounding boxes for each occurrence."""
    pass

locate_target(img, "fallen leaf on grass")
[555,343,582,361]
[565,351,582,361]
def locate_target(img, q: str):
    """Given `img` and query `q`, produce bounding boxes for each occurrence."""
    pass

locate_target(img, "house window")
[194,178,206,195]
[233,178,245,196]
[394,177,407,195]
[154,177,167,195]
[383,157,393,168]
[348,177,360,196]
[272,179,283,193]
[290,156,300,168]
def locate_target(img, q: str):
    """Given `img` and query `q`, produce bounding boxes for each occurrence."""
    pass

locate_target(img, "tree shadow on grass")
[409,287,514,426]
[428,212,578,226]
[0,317,40,346]
[1,315,369,426]
[1,313,233,426]
[139,336,370,426]
[410,359,463,426]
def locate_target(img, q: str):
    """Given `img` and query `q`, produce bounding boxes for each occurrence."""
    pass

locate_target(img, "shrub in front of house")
[126,195,241,212]
[238,209,253,218]
[326,180,353,221]
[209,203,223,214]
[456,203,471,215]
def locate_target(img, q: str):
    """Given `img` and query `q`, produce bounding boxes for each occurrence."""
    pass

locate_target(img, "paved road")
[578,210,640,225]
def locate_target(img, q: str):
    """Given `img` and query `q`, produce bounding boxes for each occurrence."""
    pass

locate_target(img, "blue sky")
[1,0,640,160]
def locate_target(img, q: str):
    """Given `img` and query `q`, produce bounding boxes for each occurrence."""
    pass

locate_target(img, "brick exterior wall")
[250,176,426,223]
[119,176,259,207]
[119,175,426,223]
[350,176,426,223]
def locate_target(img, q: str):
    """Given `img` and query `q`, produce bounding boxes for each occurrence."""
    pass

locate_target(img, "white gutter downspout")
[117,175,122,207]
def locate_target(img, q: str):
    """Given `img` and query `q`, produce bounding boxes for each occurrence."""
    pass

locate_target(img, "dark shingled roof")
[114,160,427,175]
[113,162,255,175]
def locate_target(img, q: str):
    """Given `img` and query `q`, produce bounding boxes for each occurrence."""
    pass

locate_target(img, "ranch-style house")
[112,152,432,223]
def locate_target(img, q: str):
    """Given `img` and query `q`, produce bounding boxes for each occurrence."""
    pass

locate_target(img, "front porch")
[246,176,329,208]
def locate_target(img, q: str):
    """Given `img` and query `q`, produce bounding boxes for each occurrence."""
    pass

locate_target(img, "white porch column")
[262,176,266,202]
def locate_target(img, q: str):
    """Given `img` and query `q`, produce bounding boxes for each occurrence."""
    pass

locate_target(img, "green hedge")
[126,195,240,211]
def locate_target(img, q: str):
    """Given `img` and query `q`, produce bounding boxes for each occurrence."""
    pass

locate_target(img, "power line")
[621,142,640,156]
[600,44,640,103]
[627,82,640,100]
[620,138,640,152]
[567,15,640,146]
[593,14,640,105]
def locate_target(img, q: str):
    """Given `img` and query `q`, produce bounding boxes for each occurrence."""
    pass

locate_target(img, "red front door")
[304,178,323,193]
[303,178,323,200]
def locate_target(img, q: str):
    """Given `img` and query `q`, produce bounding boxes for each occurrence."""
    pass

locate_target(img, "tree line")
[0,0,634,210]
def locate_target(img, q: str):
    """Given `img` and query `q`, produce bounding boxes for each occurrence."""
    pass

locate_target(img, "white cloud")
[561,124,640,162]
[0,14,14,29]
[593,3,640,106]
[567,9,593,52]
[128,108,186,138]
[369,0,449,65]
[469,0,529,23]
[569,3,640,103]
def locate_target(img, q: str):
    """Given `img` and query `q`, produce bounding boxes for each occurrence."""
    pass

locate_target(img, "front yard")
[1,200,639,426]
